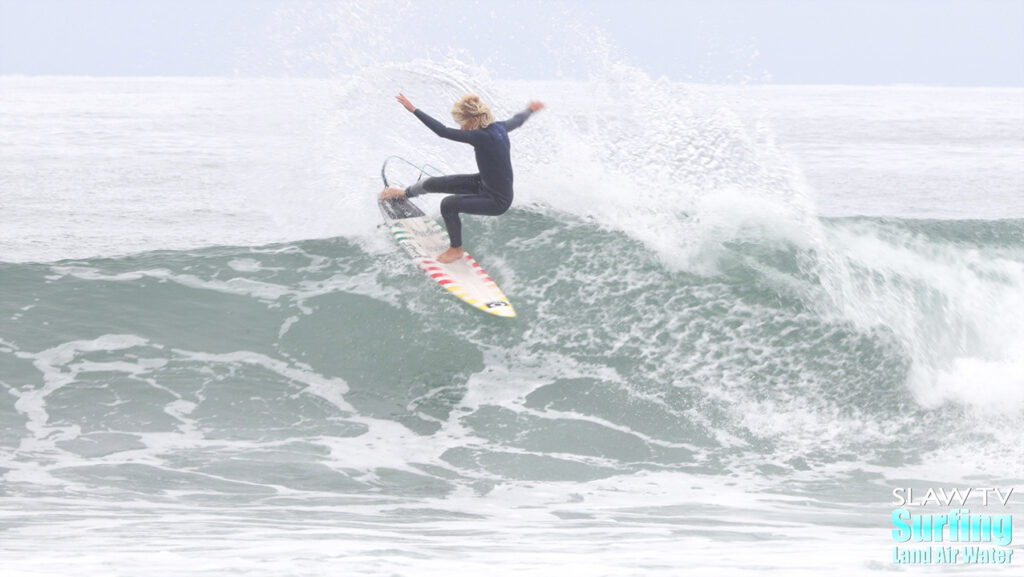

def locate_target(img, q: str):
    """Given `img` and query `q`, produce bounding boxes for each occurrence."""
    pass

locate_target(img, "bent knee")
[440,195,461,216]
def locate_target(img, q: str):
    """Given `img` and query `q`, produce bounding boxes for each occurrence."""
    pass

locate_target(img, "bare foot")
[380,187,406,200]
[437,246,464,264]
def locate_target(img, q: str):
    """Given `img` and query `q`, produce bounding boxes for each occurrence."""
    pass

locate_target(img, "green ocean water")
[2,74,1023,575]
[4,211,1022,489]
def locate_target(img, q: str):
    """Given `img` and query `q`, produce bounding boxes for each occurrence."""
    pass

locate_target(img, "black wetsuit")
[405,107,533,248]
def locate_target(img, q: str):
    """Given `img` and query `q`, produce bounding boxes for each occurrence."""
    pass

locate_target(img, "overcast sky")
[1,0,1022,85]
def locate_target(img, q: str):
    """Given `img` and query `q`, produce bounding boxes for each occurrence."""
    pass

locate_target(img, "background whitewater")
[2,62,1024,577]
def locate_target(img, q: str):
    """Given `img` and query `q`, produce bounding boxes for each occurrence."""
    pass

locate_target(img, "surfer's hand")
[396,93,416,112]
[381,187,406,200]
[528,100,544,112]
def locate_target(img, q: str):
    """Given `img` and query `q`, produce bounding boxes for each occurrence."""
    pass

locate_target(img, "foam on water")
[814,219,1024,415]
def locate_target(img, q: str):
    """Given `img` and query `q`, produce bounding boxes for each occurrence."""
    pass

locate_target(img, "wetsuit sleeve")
[405,181,426,197]
[413,109,481,144]
[502,108,533,132]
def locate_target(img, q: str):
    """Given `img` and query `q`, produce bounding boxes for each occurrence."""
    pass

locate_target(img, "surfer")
[381,93,544,264]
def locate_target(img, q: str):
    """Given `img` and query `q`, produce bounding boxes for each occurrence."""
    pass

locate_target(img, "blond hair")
[451,94,494,129]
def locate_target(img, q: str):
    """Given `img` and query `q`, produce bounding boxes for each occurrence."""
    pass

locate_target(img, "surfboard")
[378,194,516,318]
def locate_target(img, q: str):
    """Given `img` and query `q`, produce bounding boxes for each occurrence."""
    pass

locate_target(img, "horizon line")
[2,74,1022,90]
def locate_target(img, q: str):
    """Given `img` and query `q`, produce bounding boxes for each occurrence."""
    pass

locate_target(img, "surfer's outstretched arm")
[412,109,481,144]
[396,93,480,144]
[504,101,544,131]
[396,93,416,112]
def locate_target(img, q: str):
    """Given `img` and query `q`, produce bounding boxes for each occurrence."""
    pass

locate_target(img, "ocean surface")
[2,71,1023,576]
